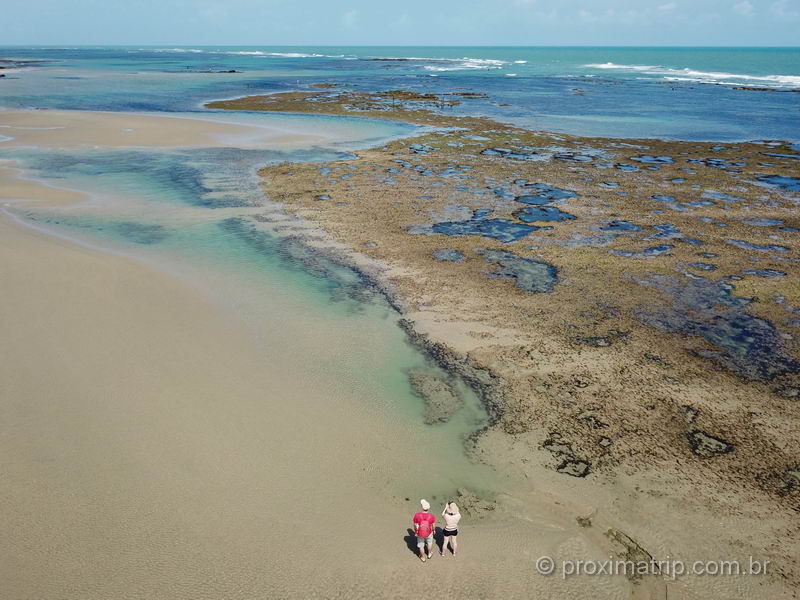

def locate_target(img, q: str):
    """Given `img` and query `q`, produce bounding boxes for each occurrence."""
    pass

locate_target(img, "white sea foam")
[146,50,504,68]
[263,52,325,58]
[144,48,343,58]
[681,69,800,86]
[149,48,206,53]
[420,57,507,71]
[585,62,800,88]
[228,51,348,58]
[586,62,659,71]
[513,60,528,64]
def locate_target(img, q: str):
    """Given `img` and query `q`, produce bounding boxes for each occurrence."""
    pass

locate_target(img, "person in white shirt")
[440,501,461,556]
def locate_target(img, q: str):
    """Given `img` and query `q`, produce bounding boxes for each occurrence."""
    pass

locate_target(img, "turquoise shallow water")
[1,46,798,140]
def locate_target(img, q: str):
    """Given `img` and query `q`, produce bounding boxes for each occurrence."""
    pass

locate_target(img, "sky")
[4,0,800,46]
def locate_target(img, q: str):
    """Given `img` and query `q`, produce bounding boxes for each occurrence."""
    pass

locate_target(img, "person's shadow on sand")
[404,528,445,556]
[403,528,418,555]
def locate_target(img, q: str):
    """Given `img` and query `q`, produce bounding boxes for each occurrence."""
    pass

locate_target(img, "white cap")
[420,499,431,510]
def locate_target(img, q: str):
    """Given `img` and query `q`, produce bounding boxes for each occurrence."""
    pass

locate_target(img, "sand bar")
[0,109,356,150]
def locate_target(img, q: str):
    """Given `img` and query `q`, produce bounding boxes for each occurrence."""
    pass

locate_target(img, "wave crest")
[585,62,800,88]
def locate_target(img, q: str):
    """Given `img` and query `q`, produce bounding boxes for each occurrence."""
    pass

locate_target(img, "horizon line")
[2,44,800,49]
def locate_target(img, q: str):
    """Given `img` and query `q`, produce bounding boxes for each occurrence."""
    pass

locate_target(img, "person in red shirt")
[412,499,436,562]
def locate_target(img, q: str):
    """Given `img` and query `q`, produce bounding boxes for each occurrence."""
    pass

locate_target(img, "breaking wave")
[145,48,345,58]
[585,62,800,88]
[363,56,507,71]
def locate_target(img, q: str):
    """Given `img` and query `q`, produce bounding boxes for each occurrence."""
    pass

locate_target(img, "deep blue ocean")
[1,46,799,141]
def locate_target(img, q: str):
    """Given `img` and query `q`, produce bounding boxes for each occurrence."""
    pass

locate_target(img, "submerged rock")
[743,218,784,227]
[219,217,376,304]
[455,488,497,518]
[762,152,800,161]
[687,430,734,458]
[601,220,642,233]
[611,245,674,258]
[687,262,717,271]
[408,369,464,425]
[554,152,593,163]
[409,143,436,154]
[741,269,787,278]
[646,223,683,240]
[726,239,790,253]
[478,249,559,293]
[557,459,590,477]
[754,174,800,192]
[631,155,673,164]
[514,205,577,223]
[515,183,578,205]
[432,248,466,262]
[492,186,516,199]
[543,437,573,456]
[651,194,678,204]
[542,435,591,477]
[430,218,538,243]
[775,385,800,399]
[550,233,618,248]
[481,147,544,161]
[630,273,799,381]
[690,157,746,169]
[702,190,744,203]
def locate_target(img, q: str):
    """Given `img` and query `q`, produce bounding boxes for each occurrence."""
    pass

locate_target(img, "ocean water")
[1,45,799,140]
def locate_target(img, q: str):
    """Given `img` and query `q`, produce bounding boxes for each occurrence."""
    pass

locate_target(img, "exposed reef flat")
[210,89,800,594]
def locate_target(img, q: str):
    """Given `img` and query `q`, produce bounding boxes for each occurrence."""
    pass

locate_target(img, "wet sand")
[0,112,651,598]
